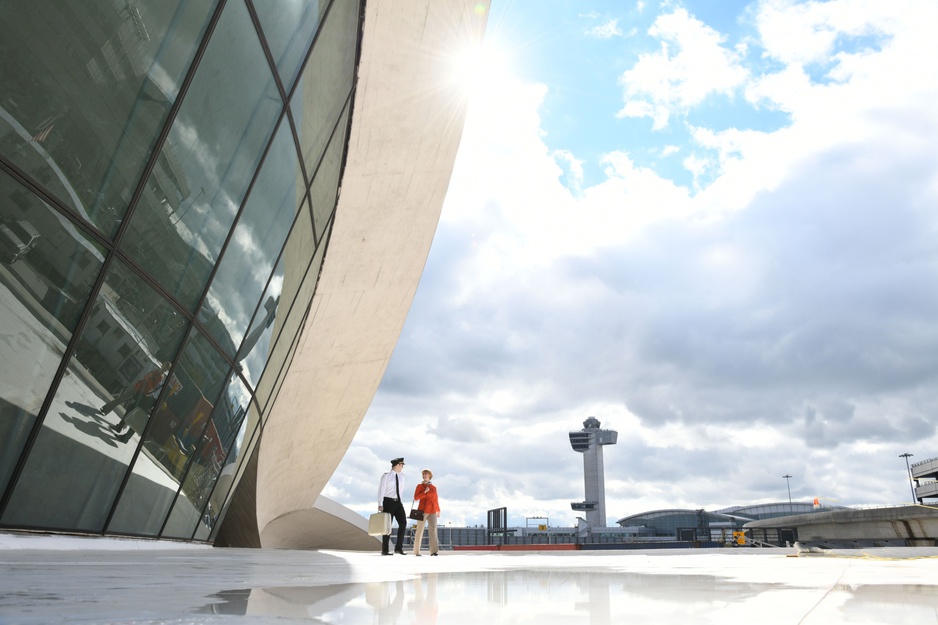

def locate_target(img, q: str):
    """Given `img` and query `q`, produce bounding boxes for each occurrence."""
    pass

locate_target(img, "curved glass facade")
[0,0,362,541]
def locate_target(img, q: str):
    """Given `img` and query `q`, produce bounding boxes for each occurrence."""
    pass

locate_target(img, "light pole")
[783,474,793,512]
[899,453,916,504]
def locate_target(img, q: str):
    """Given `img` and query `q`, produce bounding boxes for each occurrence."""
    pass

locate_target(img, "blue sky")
[324,0,938,528]
[492,0,797,190]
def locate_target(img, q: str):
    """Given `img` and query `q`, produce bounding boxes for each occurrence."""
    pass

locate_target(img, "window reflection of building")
[0,2,209,235]
[0,0,362,542]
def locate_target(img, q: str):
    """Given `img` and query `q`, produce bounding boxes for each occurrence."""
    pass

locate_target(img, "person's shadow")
[62,402,118,447]
[65,400,101,417]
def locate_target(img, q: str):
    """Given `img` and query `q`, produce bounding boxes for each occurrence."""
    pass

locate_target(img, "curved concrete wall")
[248,0,489,549]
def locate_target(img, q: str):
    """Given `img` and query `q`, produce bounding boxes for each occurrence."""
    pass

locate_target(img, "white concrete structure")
[0,0,486,548]
[912,456,938,503]
[746,504,938,547]
[219,0,490,550]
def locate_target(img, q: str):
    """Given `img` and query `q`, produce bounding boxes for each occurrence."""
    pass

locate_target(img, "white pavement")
[1,534,938,624]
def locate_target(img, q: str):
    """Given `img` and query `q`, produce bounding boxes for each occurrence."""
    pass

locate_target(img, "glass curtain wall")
[0,0,362,542]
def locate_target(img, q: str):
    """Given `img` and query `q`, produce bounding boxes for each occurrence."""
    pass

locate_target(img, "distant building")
[617,502,850,542]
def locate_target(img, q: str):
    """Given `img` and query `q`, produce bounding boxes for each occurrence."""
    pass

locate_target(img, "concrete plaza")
[2,533,938,624]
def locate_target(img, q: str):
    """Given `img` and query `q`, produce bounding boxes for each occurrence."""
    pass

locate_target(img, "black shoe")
[414,554,422,557]
[431,553,439,556]
[381,552,391,556]
[394,550,405,555]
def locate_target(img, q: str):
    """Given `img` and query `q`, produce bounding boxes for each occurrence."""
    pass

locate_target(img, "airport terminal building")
[0,0,486,548]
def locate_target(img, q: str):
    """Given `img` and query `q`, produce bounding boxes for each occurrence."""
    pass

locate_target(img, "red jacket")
[413,482,441,515]
[134,368,166,395]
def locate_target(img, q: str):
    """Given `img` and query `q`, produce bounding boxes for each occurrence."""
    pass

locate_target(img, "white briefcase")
[368,512,391,536]
[124,407,149,436]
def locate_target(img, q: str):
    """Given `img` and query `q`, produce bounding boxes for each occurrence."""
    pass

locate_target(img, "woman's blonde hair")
[422,469,433,480]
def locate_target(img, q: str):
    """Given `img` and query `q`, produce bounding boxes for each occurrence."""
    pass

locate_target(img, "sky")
[322,0,938,528]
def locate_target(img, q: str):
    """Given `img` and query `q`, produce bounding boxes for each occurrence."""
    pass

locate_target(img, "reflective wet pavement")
[2,534,938,624]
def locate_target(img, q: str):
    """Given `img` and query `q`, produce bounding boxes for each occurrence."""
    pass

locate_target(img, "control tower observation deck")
[569,417,618,527]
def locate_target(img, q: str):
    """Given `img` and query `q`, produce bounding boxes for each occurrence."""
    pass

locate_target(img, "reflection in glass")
[108,327,229,535]
[121,0,282,310]
[0,170,106,497]
[237,256,285,390]
[258,323,303,418]
[196,412,259,542]
[162,376,250,539]
[254,221,329,412]
[252,0,327,95]
[1,258,188,531]
[0,0,361,542]
[308,101,349,241]
[200,117,301,359]
[292,0,359,184]
[0,0,216,236]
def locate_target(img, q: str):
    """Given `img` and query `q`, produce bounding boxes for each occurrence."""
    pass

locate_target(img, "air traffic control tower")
[569,417,618,527]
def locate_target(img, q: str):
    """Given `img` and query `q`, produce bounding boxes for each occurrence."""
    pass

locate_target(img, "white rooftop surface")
[2,534,938,624]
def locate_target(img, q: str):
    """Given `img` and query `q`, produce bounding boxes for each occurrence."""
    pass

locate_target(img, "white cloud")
[427,414,488,443]
[756,0,893,67]
[587,18,623,39]
[617,8,749,129]
[552,149,585,191]
[327,0,938,527]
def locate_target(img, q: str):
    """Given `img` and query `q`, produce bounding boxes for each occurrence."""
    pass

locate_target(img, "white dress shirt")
[377,470,405,505]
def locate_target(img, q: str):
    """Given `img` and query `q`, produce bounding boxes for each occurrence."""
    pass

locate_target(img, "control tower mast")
[569,416,617,527]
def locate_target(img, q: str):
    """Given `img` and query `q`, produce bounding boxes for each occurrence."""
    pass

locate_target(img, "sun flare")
[448,39,512,97]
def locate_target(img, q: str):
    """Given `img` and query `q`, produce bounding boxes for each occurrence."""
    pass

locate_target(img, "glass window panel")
[107,328,229,535]
[162,376,249,539]
[292,0,359,175]
[258,320,302,416]
[244,206,314,409]
[252,0,328,94]
[236,256,284,389]
[0,171,106,497]
[236,202,313,389]
[199,117,302,359]
[121,0,282,310]
[1,258,187,532]
[308,100,349,241]
[254,221,329,412]
[200,412,261,542]
[0,0,216,236]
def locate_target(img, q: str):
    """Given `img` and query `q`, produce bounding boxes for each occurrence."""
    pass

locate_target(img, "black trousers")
[381,497,407,553]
